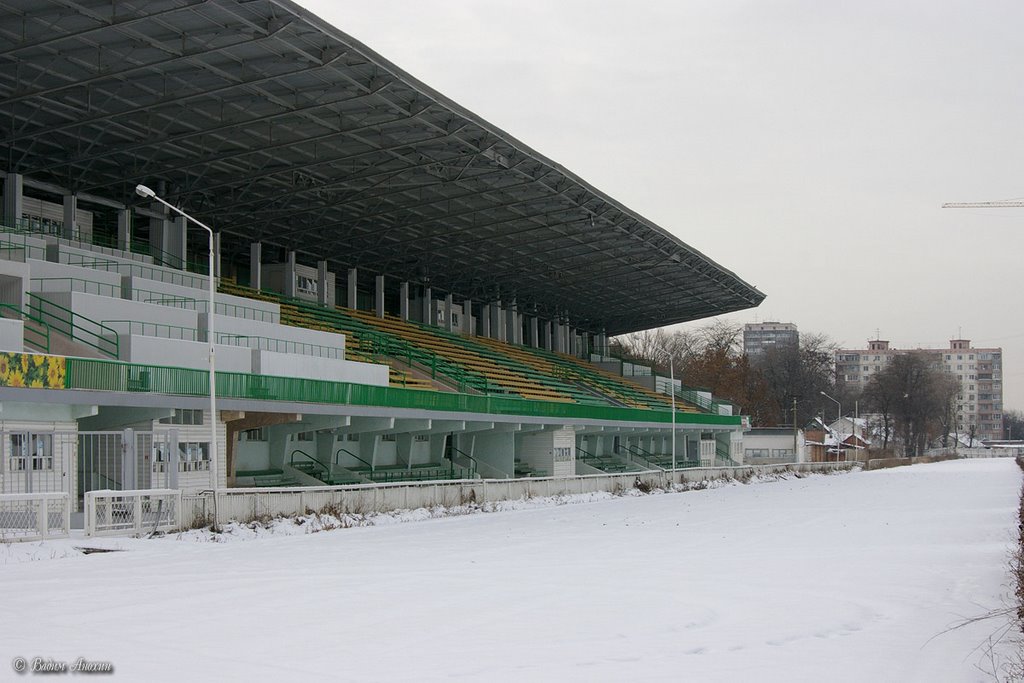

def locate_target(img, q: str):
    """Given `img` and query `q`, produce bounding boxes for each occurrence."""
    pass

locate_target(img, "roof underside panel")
[0,0,764,335]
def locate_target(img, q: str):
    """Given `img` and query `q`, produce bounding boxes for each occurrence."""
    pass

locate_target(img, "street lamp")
[670,360,677,474]
[820,390,842,461]
[135,184,219,527]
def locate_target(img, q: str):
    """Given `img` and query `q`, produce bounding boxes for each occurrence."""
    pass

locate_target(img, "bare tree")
[862,371,897,451]
[754,332,838,427]
[864,352,959,456]
[1005,410,1024,440]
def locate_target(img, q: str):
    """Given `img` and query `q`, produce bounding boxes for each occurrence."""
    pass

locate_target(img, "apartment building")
[836,339,1003,442]
[744,322,799,358]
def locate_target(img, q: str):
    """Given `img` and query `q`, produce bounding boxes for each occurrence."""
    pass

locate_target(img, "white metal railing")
[84,489,182,537]
[183,461,852,526]
[0,492,71,541]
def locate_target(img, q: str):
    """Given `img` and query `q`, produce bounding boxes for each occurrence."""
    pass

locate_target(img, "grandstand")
[0,0,763,521]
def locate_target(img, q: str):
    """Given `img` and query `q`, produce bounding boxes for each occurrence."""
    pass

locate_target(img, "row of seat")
[285,298,484,393]
[470,335,630,407]
[219,279,435,390]
[377,314,613,406]
[346,309,575,403]
[575,452,643,474]
[349,462,470,483]
[218,278,704,412]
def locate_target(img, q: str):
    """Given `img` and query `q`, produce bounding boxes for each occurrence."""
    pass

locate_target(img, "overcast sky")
[297,0,1024,412]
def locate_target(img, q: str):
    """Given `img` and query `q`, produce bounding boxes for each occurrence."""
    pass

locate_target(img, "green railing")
[0,232,48,260]
[134,289,278,323]
[215,333,344,359]
[30,277,120,298]
[4,219,210,275]
[211,300,278,323]
[449,446,478,478]
[334,447,373,473]
[26,293,119,358]
[64,254,210,291]
[130,240,209,275]
[102,320,198,341]
[0,303,51,353]
[716,444,739,467]
[624,445,662,471]
[136,290,200,307]
[15,216,89,242]
[670,387,714,412]
[288,449,331,481]
[62,356,743,426]
[278,297,485,393]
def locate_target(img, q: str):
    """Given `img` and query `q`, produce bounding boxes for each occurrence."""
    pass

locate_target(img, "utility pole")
[792,397,799,462]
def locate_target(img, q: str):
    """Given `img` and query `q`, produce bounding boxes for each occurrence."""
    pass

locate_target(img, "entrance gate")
[77,430,176,508]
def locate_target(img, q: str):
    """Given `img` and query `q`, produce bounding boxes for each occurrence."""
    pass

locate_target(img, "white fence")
[184,461,853,527]
[84,489,182,537]
[0,492,71,541]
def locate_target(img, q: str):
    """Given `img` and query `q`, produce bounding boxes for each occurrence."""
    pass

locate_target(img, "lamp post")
[820,390,842,461]
[670,360,677,474]
[135,184,219,527]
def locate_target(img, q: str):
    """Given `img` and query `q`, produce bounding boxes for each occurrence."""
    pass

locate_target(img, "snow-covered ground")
[1,459,1020,682]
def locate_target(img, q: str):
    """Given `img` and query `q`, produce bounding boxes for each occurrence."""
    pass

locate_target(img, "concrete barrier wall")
[185,462,854,526]
[866,454,960,470]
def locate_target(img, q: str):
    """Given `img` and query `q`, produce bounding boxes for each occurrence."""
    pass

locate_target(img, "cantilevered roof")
[0,0,764,335]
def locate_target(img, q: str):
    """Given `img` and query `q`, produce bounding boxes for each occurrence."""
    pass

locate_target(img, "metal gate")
[78,430,176,508]
[0,430,77,497]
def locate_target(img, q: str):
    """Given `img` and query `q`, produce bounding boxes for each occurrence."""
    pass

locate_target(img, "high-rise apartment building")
[744,322,799,358]
[835,339,1003,442]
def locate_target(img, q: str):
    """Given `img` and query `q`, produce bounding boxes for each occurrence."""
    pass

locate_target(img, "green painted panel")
[64,357,741,426]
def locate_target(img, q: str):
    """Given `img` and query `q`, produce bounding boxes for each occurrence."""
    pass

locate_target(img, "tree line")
[613,322,967,456]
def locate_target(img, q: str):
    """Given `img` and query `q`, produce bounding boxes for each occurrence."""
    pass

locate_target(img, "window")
[177,441,210,471]
[296,275,318,295]
[346,433,359,442]
[295,431,314,442]
[381,434,397,442]
[413,435,430,442]
[160,409,204,425]
[553,446,573,462]
[239,428,266,442]
[9,433,53,471]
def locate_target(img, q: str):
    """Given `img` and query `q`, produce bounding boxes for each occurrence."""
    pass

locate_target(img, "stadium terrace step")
[513,460,548,478]
[218,284,443,391]
[347,462,470,483]
[349,310,617,405]
[214,282,710,413]
[575,452,644,474]
[235,469,300,487]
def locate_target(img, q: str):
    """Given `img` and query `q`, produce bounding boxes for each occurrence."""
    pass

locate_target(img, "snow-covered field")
[2,459,1020,682]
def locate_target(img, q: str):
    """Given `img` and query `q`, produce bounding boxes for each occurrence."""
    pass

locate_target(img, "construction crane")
[942,200,1024,208]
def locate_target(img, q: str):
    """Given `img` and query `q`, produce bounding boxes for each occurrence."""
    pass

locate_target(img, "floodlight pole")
[135,184,219,528]
[670,359,677,476]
